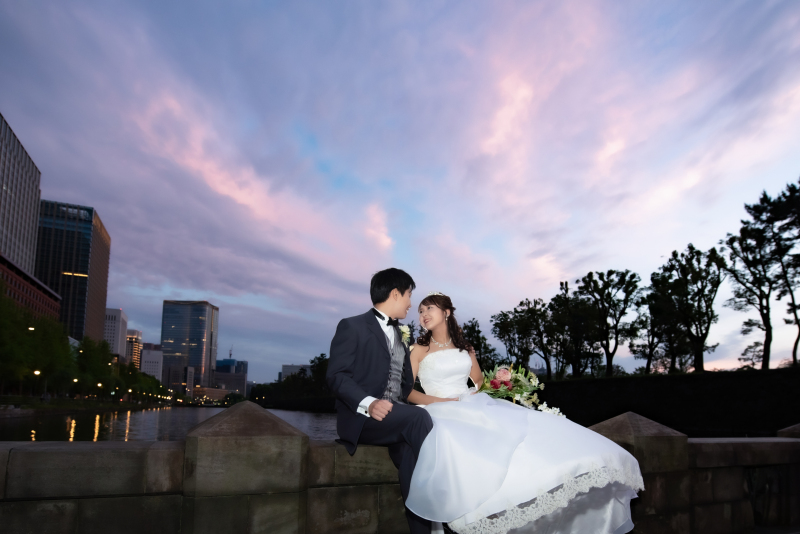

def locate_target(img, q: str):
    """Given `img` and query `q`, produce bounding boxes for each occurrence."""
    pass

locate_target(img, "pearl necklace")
[431,335,451,348]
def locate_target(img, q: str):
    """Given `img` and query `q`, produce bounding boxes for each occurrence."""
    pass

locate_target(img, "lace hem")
[451,465,645,534]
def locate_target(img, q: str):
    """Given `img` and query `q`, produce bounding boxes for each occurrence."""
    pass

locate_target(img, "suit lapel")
[363,310,391,357]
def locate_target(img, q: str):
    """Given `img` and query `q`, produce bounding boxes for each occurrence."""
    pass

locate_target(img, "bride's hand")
[435,397,458,403]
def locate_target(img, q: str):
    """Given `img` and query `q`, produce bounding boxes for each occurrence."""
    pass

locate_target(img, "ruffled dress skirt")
[406,393,644,534]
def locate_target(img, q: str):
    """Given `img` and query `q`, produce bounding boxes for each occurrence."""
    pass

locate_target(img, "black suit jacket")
[327,309,414,454]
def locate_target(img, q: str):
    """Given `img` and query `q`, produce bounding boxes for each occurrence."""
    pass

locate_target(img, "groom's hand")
[368,399,393,421]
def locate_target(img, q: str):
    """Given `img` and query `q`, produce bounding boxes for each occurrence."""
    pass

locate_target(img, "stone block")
[184,401,309,497]
[307,486,380,534]
[309,440,335,487]
[0,500,77,534]
[378,484,410,534]
[77,495,182,534]
[711,466,745,502]
[183,495,249,534]
[146,441,184,494]
[589,412,688,473]
[334,443,398,486]
[0,442,12,500]
[249,492,307,534]
[5,441,151,499]
[630,511,690,534]
[635,471,691,516]
[777,422,800,438]
[689,438,800,467]
[693,502,733,534]
[730,499,754,533]
[693,469,714,505]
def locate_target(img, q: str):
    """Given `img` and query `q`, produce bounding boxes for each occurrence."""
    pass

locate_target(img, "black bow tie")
[373,308,400,328]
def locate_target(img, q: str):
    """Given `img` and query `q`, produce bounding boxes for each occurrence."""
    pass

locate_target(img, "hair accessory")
[427,291,445,296]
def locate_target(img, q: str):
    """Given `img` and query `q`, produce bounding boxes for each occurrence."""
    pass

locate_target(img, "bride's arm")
[406,345,457,405]
[468,349,483,389]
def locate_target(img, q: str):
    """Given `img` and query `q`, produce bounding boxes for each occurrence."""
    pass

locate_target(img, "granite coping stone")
[778,423,800,438]
[688,437,800,468]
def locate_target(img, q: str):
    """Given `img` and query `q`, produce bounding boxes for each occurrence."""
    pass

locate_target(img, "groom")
[327,268,433,534]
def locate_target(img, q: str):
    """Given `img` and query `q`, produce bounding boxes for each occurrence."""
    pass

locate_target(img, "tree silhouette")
[461,318,504,371]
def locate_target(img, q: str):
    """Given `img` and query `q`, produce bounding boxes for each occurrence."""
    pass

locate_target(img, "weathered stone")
[334,443,398,486]
[5,441,151,499]
[378,484,410,534]
[309,440,335,487]
[589,412,688,473]
[730,499,754,533]
[711,466,744,502]
[635,471,691,516]
[0,442,13,500]
[77,495,182,534]
[0,500,77,534]
[183,401,309,497]
[146,441,184,494]
[307,486,380,534]
[630,511,690,534]
[183,495,249,534]
[777,422,800,438]
[693,469,714,505]
[249,492,307,534]
[693,502,733,534]
[689,438,800,467]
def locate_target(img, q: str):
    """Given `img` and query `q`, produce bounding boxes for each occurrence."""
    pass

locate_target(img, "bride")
[406,292,644,534]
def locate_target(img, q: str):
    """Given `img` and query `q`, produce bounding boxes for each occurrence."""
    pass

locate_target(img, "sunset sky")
[2,1,799,382]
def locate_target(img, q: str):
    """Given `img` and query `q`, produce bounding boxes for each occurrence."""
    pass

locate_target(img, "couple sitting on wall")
[327,268,644,534]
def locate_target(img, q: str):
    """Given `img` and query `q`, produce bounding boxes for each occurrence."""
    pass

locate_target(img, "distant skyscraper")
[0,112,41,276]
[104,308,128,358]
[140,347,163,381]
[160,300,219,388]
[126,329,142,369]
[215,352,248,395]
[34,201,111,341]
[1,252,60,320]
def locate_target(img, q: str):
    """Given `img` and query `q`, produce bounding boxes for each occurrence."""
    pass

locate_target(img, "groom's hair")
[370,268,416,304]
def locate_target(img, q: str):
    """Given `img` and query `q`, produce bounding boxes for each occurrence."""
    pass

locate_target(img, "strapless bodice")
[418,348,472,399]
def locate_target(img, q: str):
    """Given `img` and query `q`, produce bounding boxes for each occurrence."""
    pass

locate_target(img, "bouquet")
[479,365,565,417]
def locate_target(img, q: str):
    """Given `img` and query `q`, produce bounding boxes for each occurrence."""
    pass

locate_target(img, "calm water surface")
[0,407,338,441]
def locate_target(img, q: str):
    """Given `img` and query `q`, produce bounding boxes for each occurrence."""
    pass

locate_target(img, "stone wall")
[0,401,798,534]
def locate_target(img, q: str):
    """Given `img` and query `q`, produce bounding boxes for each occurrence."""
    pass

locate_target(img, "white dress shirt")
[358,308,396,417]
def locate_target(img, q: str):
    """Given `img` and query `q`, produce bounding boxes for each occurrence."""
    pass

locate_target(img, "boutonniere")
[398,325,411,347]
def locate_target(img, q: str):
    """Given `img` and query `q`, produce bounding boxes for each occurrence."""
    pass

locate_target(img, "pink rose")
[490,379,501,390]
[503,381,512,389]
[496,368,512,382]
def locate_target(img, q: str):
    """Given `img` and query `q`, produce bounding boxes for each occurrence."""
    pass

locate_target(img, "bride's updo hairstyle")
[415,293,473,353]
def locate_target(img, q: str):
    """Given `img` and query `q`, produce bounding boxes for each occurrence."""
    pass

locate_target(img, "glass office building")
[0,112,41,276]
[160,301,219,388]
[35,201,111,341]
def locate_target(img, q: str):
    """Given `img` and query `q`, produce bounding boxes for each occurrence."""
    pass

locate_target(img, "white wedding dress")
[406,348,644,534]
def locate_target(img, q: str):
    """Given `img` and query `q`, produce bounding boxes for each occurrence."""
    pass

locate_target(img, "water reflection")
[0,407,338,441]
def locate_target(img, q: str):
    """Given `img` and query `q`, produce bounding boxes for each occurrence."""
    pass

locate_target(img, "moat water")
[0,407,338,441]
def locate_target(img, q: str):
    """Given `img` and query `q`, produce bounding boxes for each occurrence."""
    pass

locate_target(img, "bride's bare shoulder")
[409,343,429,361]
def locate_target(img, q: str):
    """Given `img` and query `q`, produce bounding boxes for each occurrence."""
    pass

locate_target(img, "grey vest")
[381,327,406,403]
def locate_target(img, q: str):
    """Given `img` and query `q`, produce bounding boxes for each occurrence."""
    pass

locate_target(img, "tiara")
[427,291,445,296]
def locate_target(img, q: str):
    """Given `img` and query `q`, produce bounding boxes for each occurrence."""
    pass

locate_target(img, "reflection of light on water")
[31,430,35,441]
[69,418,76,442]
[124,411,131,441]
[93,414,100,442]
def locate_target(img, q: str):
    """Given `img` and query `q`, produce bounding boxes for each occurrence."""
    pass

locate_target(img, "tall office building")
[103,308,128,358]
[160,300,219,388]
[126,329,143,369]
[1,252,60,320]
[35,201,111,341]
[0,112,41,276]
[215,355,248,396]
[140,346,163,381]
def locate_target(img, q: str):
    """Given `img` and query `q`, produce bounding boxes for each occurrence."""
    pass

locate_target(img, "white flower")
[398,325,411,346]
[514,393,521,401]
[537,402,565,417]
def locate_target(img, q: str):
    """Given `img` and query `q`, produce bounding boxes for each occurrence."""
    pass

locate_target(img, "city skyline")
[1,2,799,382]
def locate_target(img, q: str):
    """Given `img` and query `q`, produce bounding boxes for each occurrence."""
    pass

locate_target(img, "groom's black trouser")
[359,403,434,534]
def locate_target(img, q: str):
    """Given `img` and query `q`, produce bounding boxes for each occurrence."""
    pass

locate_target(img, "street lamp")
[73,378,78,382]
[28,327,34,331]
[128,389,132,393]
[34,370,40,376]
[97,383,102,388]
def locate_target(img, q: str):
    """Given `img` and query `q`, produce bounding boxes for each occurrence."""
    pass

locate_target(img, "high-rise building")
[160,300,219,388]
[34,201,111,341]
[140,347,163,381]
[215,355,248,396]
[0,112,41,276]
[126,329,142,369]
[103,308,128,358]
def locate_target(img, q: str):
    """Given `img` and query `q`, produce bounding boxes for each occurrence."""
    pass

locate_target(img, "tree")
[577,270,641,377]
[513,299,557,380]
[461,319,503,371]
[656,245,724,372]
[629,296,664,375]
[753,180,800,366]
[490,310,521,365]
[548,282,602,378]
[717,215,784,370]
